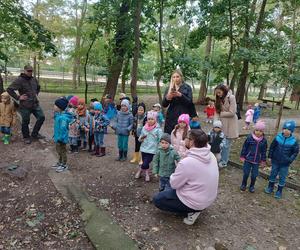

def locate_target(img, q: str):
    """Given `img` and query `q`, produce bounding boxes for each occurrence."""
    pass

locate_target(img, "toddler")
[208,120,225,162]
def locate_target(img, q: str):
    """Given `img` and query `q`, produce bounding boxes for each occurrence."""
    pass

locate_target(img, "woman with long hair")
[162,69,194,134]
[214,84,239,168]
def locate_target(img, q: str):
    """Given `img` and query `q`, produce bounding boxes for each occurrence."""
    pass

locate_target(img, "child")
[67,95,79,114]
[189,116,201,129]
[152,133,180,191]
[208,120,225,162]
[77,98,89,150]
[112,99,133,161]
[0,92,16,144]
[253,103,261,124]
[265,120,299,199]
[204,101,216,124]
[240,120,267,192]
[152,103,165,127]
[68,103,80,154]
[130,102,147,164]
[87,101,95,152]
[243,105,254,130]
[53,97,73,173]
[135,111,162,182]
[92,102,110,157]
[171,114,190,158]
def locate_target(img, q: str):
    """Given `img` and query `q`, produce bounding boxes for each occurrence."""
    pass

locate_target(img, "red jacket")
[204,105,215,118]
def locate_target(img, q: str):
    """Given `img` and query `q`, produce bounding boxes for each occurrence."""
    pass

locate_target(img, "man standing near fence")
[7,65,45,144]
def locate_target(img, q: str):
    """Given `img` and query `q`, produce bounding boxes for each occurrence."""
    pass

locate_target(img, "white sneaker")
[183,211,201,225]
[218,162,227,168]
[56,164,69,173]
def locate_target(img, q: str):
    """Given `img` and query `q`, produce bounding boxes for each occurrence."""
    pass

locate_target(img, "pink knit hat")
[178,114,190,126]
[69,96,79,107]
[147,111,158,120]
[254,120,266,131]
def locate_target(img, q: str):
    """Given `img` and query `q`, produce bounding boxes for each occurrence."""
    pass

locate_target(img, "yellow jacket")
[0,102,16,127]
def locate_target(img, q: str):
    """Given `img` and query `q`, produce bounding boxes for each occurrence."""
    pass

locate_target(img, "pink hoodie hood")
[170,145,219,210]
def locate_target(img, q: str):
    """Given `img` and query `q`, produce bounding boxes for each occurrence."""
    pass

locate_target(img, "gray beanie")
[160,133,171,144]
[213,120,222,128]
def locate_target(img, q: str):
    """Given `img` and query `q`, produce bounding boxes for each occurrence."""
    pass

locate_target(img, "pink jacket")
[245,109,254,123]
[171,127,189,158]
[170,146,219,210]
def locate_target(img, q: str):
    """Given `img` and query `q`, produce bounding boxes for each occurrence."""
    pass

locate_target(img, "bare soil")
[1,93,300,250]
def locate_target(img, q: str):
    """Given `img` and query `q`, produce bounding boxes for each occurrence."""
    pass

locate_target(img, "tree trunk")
[121,56,130,93]
[72,0,87,89]
[130,0,143,100]
[226,0,234,86]
[156,0,164,104]
[236,0,267,111]
[275,6,296,133]
[0,73,3,95]
[245,82,251,103]
[197,34,212,104]
[258,84,266,99]
[103,1,130,100]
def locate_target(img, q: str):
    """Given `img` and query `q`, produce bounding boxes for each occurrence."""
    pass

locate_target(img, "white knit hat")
[213,120,222,128]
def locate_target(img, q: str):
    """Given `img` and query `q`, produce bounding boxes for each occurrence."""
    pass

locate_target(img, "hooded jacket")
[139,125,162,154]
[152,145,180,177]
[171,127,190,158]
[269,133,299,166]
[7,73,41,109]
[112,111,134,136]
[53,111,73,144]
[170,145,219,211]
[0,101,16,127]
[240,134,267,164]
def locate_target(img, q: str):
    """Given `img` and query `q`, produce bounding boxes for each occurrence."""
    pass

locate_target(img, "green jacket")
[152,146,180,177]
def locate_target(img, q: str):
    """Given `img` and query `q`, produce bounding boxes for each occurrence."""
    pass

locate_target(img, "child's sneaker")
[56,164,69,173]
[183,211,201,225]
[52,162,61,168]
[240,184,247,191]
[249,186,255,193]
[218,162,227,168]
[145,169,150,182]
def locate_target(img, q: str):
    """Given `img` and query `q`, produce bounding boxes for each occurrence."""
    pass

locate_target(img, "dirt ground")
[1,93,300,250]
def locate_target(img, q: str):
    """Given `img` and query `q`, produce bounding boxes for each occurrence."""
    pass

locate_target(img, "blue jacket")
[112,111,134,136]
[139,125,163,154]
[253,107,260,122]
[53,111,73,144]
[269,133,299,166]
[240,134,267,164]
[94,113,110,133]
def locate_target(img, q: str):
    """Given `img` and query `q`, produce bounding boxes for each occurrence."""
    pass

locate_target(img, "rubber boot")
[274,185,284,199]
[74,145,79,153]
[3,134,10,145]
[145,169,150,182]
[249,178,256,193]
[91,145,98,155]
[130,152,139,163]
[94,146,100,156]
[135,167,142,179]
[116,150,123,161]
[240,175,248,191]
[264,181,275,194]
[77,140,82,148]
[98,147,106,157]
[120,151,127,162]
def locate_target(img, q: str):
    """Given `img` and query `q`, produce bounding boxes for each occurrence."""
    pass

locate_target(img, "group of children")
[0,91,298,199]
[243,103,261,130]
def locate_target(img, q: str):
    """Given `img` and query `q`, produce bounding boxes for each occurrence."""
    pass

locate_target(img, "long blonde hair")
[168,69,184,93]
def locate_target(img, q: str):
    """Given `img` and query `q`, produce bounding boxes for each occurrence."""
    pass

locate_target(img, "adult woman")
[162,69,193,134]
[214,84,239,168]
[153,129,219,225]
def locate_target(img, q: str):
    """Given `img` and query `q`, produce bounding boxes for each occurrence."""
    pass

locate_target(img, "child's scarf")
[252,133,263,142]
[77,103,86,116]
[144,121,157,132]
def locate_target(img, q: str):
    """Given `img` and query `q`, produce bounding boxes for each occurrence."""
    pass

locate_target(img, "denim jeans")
[153,188,198,214]
[243,161,259,179]
[159,177,171,191]
[0,126,11,135]
[117,135,129,151]
[141,152,154,170]
[94,132,104,147]
[221,138,232,165]
[19,106,45,138]
[269,162,289,187]
[69,137,78,146]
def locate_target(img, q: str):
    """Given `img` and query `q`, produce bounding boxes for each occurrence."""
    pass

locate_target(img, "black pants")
[141,152,154,170]
[19,106,45,138]
[134,136,141,152]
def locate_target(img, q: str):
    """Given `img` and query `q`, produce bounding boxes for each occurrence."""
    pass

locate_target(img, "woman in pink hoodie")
[153,129,219,225]
[171,114,190,158]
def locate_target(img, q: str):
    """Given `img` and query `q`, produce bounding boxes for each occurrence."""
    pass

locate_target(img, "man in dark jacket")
[7,65,45,144]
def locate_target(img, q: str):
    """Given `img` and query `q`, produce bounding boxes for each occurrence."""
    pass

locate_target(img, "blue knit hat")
[282,120,296,133]
[93,101,102,111]
[55,97,68,111]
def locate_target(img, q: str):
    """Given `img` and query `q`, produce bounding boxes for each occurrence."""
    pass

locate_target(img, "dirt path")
[1,93,300,250]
